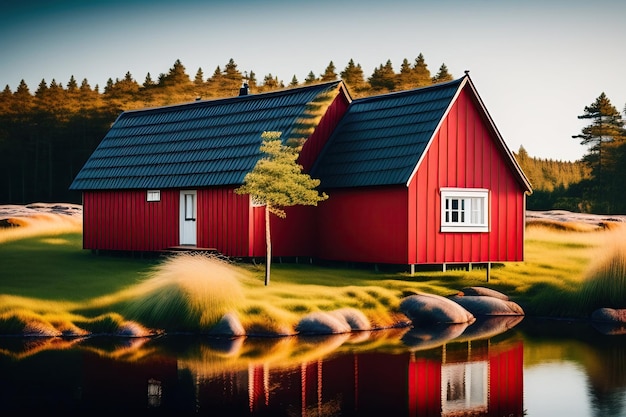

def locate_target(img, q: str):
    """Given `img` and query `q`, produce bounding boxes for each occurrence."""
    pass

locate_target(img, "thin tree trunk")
[265,204,271,286]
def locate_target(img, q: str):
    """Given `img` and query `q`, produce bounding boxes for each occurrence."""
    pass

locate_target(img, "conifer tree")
[573,93,624,161]
[222,58,243,91]
[66,76,78,93]
[247,71,258,90]
[412,53,431,87]
[261,74,280,91]
[369,60,395,91]
[13,80,33,114]
[397,58,414,90]
[320,61,337,82]
[104,78,115,93]
[340,59,366,93]
[79,78,100,108]
[193,68,205,85]
[304,71,318,85]
[432,63,453,83]
[235,131,328,285]
[572,92,625,212]
[289,75,299,87]
[143,73,156,89]
[117,72,140,95]
[0,85,12,115]
[161,59,191,87]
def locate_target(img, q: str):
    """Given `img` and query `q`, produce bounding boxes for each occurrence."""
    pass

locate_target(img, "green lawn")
[0,233,158,300]
[1,217,624,337]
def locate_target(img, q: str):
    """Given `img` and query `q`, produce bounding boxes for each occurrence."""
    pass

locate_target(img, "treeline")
[515,88,626,214]
[2,56,625,214]
[0,55,454,204]
[514,147,591,212]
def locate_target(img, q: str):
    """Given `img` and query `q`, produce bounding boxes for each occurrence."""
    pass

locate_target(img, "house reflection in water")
[193,339,524,416]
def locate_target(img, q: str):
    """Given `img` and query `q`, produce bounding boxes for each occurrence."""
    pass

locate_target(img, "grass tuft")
[121,253,245,333]
[578,237,626,312]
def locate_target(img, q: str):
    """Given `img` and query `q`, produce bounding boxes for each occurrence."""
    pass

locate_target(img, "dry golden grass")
[121,252,247,332]
[0,213,82,244]
[3,208,626,365]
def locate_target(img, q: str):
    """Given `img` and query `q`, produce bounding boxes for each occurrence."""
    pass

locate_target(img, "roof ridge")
[351,77,464,104]
[122,80,343,116]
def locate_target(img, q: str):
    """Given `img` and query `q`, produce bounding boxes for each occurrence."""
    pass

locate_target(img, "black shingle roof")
[310,77,464,188]
[70,81,345,190]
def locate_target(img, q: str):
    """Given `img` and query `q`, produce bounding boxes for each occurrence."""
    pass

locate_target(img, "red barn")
[70,74,531,271]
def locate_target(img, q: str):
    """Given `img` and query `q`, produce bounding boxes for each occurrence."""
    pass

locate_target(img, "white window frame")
[440,188,489,233]
[147,190,161,202]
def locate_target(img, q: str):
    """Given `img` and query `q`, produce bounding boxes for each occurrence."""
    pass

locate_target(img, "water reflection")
[1,317,625,416]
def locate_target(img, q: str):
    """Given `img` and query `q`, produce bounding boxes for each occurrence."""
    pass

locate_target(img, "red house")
[70,74,531,271]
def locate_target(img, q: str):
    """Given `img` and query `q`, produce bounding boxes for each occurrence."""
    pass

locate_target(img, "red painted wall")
[298,92,351,172]
[196,187,252,258]
[83,188,255,256]
[315,186,409,264]
[407,87,527,264]
[314,85,526,266]
[82,83,527,266]
[247,91,351,259]
[82,190,179,251]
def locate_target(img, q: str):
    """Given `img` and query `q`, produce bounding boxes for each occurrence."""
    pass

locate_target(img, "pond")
[1,317,625,416]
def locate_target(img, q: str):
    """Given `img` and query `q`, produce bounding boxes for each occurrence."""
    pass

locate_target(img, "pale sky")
[2,0,625,162]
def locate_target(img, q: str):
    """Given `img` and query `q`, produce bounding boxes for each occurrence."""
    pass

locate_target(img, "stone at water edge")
[449,295,524,316]
[296,311,353,335]
[399,293,475,325]
[458,286,510,300]
[209,312,246,337]
[329,308,371,331]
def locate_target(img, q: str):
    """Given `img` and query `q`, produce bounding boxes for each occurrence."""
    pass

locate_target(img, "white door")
[179,190,197,245]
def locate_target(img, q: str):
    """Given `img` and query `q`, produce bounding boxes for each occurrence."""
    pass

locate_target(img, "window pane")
[185,194,195,219]
[147,190,160,202]
[440,188,488,232]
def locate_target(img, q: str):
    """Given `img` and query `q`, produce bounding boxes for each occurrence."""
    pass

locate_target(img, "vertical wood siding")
[270,205,317,257]
[315,187,409,264]
[408,87,527,264]
[196,187,252,258]
[83,189,178,251]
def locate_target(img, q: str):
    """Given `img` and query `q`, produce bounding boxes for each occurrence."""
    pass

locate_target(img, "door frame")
[179,190,197,245]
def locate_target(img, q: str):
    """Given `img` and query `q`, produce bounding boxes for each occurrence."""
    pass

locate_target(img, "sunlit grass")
[120,253,246,333]
[2,212,626,341]
[578,234,626,311]
[0,213,82,244]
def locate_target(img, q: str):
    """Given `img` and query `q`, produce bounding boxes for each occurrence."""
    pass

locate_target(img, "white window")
[147,190,160,202]
[440,188,489,232]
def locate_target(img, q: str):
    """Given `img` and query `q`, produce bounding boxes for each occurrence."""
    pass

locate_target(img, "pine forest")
[1,56,625,213]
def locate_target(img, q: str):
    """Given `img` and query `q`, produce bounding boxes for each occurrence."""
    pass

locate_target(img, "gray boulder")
[458,286,509,300]
[296,311,352,334]
[449,295,524,316]
[329,308,371,331]
[209,312,246,337]
[399,293,475,325]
